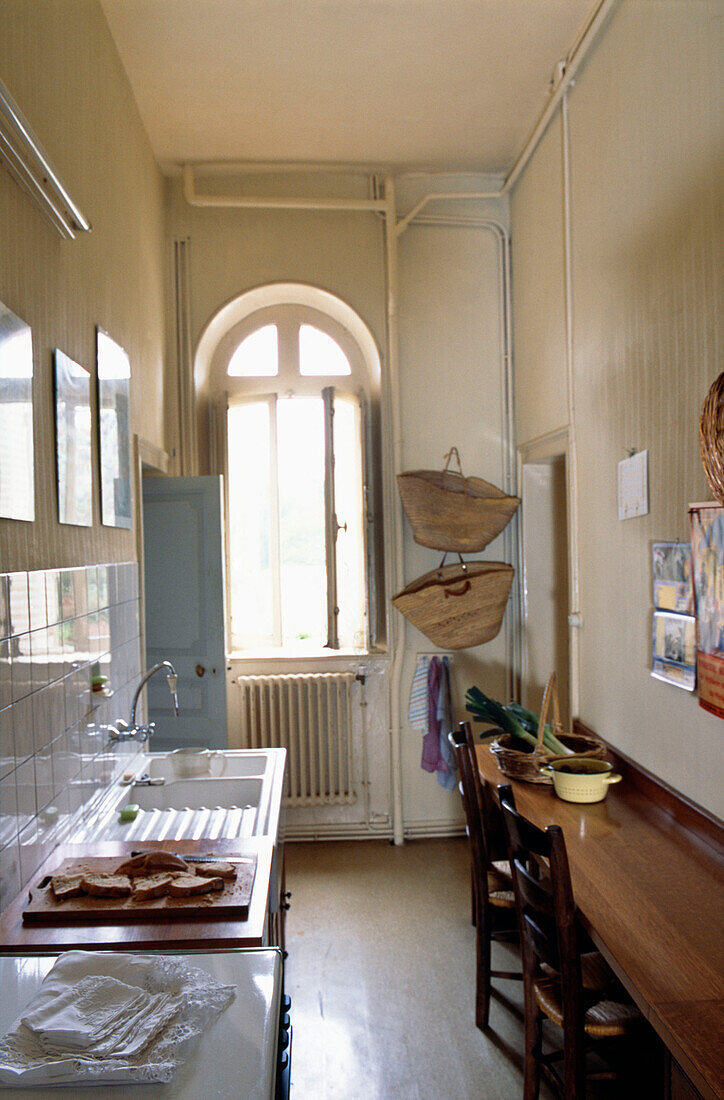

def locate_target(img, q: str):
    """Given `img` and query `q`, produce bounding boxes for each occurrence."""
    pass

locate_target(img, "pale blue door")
[142,475,227,750]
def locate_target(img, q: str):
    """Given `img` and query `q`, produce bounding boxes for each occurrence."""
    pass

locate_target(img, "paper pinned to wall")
[618,450,649,520]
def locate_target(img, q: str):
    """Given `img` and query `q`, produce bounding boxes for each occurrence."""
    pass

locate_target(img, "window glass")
[220,303,373,654]
[227,324,278,377]
[227,401,274,644]
[277,397,327,647]
[299,324,351,376]
[333,394,366,648]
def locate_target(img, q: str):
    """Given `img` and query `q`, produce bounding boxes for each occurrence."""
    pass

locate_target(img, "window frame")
[214,304,373,657]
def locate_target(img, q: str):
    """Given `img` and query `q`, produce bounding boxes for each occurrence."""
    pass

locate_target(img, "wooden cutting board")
[22,854,257,924]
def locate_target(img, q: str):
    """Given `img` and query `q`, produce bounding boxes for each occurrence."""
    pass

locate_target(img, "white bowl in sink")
[145,750,269,782]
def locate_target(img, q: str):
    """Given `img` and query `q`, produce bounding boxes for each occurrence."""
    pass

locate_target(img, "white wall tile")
[7,573,29,637]
[0,575,8,640]
[0,563,141,894]
[0,837,21,913]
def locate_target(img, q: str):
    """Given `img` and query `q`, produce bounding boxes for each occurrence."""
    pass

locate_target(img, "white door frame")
[517,426,578,719]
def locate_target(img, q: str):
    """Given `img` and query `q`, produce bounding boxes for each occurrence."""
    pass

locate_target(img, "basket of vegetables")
[465,672,605,784]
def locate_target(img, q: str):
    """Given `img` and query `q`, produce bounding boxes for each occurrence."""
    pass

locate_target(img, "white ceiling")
[101,0,599,175]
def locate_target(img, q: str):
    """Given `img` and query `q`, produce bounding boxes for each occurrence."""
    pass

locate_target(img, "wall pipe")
[401,213,519,700]
[382,173,406,846]
[561,90,581,718]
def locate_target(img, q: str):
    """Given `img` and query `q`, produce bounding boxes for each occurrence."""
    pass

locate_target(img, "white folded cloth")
[0,950,236,1087]
[22,975,180,1058]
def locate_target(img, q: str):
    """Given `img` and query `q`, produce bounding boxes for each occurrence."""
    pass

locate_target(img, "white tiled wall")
[0,562,142,911]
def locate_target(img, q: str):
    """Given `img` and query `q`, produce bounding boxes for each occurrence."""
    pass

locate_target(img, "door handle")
[195,664,205,677]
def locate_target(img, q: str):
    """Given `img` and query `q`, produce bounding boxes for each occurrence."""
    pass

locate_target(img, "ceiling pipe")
[393,0,617,237]
[190,160,383,176]
[182,163,386,213]
[180,0,616,229]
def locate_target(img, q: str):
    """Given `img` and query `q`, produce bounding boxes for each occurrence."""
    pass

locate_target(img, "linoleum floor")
[284,837,540,1100]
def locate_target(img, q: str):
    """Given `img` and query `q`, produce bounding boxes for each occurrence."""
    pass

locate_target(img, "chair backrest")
[449,724,483,849]
[460,720,508,865]
[498,783,582,1021]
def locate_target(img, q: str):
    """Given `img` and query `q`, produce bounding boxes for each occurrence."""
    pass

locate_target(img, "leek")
[465,686,571,756]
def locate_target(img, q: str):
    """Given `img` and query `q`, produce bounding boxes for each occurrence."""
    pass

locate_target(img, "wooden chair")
[449,723,520,1030]
[498,782,642,1100]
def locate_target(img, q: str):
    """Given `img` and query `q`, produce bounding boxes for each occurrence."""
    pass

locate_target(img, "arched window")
[211,301,377,655]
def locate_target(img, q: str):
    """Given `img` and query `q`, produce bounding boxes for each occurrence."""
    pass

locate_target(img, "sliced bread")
[115,851,189,877]
[81,874,132,898]
[50,873,86,900]
[132,873,175,901]
[194,861,238,880]
[167,874,224,897]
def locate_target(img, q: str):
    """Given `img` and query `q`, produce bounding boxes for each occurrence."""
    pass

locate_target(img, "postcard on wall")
[652,542,693,613]
[618,449,648,520]
[651,611,696,691]
[689,502,724,717]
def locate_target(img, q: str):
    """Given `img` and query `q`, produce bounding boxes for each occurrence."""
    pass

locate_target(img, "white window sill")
[228,646,370,662]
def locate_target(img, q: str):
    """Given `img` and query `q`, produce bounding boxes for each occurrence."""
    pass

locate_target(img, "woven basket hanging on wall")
[392,559,514,650]
[394,448,518,649]
[699,372,724,505]
[397,448,520,552]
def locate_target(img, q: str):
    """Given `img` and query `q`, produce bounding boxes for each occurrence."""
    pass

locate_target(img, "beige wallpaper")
[511,0,723,813]
[0,0,166,574]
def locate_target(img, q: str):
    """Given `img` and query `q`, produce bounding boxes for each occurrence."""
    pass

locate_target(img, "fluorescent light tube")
[0,77,91,239]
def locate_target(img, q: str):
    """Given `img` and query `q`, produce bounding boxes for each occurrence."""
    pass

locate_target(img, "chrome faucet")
[108,661,179,744]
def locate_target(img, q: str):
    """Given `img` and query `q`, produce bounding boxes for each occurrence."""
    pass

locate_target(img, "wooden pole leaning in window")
[323,385,339,649]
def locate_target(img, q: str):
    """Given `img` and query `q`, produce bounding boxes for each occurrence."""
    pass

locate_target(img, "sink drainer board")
[127,777,263,812]
[22,855,257,924]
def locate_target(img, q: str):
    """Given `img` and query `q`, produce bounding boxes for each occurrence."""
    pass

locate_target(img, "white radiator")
[236,673,358,807]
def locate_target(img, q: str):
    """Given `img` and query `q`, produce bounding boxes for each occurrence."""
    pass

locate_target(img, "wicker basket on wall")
[700,371,724,505]
[392,559,514,649]
[398,448,520,552]
[490,672,606,784]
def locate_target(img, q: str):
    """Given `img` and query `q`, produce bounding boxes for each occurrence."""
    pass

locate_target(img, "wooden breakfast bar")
[476,734,724,1100]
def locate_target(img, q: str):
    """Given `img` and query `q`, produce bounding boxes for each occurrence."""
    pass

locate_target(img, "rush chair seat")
[448,724,520,1030]
[498,782,642,1100]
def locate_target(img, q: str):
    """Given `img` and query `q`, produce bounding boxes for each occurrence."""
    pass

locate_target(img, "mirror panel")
[0,301,34,521]
[53,349,92,527]
[96,328,132,529]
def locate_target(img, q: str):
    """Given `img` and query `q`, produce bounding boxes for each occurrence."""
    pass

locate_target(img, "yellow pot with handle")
[539,756,622,804]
